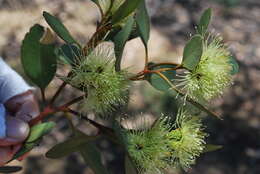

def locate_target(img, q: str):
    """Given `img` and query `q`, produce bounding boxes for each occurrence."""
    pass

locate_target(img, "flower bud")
[125,117,170,173]
[68,47,130,115]
[178,35,233,102]
[167,111,207,170]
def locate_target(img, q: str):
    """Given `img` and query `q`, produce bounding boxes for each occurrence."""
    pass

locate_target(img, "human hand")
[0,90,39,166]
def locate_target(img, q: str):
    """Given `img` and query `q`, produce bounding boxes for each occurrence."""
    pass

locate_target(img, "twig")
[155,71,222,119]
[50,72,73,106]
[61,95,85,108]
[49,81,67,106]
[83,24,112,56]
[148,62,181,69]
[40,88,46,105]
[68,109,115,134]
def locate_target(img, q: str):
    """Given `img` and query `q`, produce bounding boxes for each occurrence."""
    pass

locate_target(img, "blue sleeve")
[0,58,31,103]
[0,104,6,139]
[0,58,31,138]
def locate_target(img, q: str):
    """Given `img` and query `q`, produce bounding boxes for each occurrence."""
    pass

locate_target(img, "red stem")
[29,95,85,126]
[29,106,55,126]
[49,81,67,106]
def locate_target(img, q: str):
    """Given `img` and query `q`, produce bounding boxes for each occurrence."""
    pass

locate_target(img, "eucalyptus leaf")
[111,0,125,14]
[147,64,177,92]
[79,142,109,174]
[204,144,223,153]
[125,155,138,174]
[26,122,55,143]
[91,0,111,14]
[112,120,126,146]
[197,8,212,36]
[11,122,55,160]
[182,35,203,71]
[0,166,23,173]
[105,21,138,42]
[21,24,57,89]
[12,139,42,160]
[136,0,150,46]
[229,56,239,75]
[43,11,77,44]
[112,0,143,24]
[46,133,97,159]
[113,16,135,71]
[57,44,81,65]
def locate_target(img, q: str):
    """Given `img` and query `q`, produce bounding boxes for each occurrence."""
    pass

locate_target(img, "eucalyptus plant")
[0,0,239,173]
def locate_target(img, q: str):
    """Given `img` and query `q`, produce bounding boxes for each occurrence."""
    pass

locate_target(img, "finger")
[15,100,39,122]
[0,147,13,166]
[12,144,22,154]
[0,144,22,166]
[0,117,29,146]
[4,90,39,121]
[0,137,21,146]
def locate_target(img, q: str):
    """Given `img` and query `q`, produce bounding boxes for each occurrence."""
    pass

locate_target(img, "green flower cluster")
[179,35,233,102]
[126,118,170,174]
[167,111,207,170]
[125,111,207,173]
[69,48,129,115]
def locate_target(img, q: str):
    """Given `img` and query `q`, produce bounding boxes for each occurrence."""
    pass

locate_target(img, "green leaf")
[204,144,223,153]
[112,122,138,173]
[26,122,55,143]
[182,35,203,71]
[12,139,42,160]
[43,11,77,44]
[0,166,23,173]
[147,64,177,92]
[136,0,150,46]
[21,24,57,89]
[57,44,81,65]
[46,133,97,159]
[105,22,138,42]
[112,0,143,24]
[90,0,99,3]
[112,120,126,146]
[104,27,121,41]
[91,0,111,14]
[125,155,138,174]
[79,142,109,174]
[229,56,239,75]
[11,122,55,161]
[197,8,212,36]
[113,16,135,71]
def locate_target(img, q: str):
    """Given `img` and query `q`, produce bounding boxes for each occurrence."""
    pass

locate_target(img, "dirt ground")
[1,0,260,174]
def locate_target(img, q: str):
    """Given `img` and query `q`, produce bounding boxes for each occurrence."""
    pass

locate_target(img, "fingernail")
[6,117,30,142]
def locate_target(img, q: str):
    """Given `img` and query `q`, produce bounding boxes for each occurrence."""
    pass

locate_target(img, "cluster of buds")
[178,35,233,103]
[68,47,130,115]
[124,111,207,173]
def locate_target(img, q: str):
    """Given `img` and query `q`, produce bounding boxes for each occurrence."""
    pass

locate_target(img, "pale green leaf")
[182,35,203,71]
[197,8,212,36]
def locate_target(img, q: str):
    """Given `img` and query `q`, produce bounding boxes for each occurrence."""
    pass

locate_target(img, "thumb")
[0,117,29,146]
[0,145,22,166]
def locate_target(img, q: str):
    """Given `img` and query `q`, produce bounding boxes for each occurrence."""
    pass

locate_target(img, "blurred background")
[1,0,260,173]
